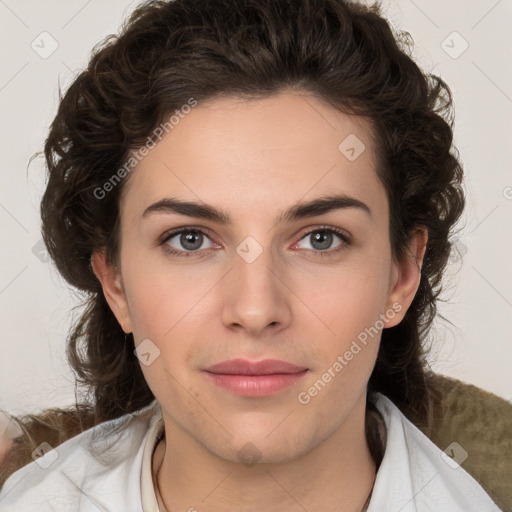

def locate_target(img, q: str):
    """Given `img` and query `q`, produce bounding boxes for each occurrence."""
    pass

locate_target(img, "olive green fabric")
[417,374,512,512]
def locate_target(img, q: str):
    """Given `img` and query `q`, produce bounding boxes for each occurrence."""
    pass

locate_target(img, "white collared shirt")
[0,393,503,511]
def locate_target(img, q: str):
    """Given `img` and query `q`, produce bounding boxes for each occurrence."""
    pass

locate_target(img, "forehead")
[120,91,387,225]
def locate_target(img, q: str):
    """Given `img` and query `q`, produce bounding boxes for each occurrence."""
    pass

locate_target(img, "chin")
[204,425,317,467]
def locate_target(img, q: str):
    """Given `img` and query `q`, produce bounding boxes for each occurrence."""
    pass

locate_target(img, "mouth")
[202,358,309,397]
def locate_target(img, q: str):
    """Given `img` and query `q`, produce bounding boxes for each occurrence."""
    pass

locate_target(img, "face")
[93,91,425,464]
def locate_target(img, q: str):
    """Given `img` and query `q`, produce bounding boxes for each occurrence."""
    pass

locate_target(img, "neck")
[152,397,383,512]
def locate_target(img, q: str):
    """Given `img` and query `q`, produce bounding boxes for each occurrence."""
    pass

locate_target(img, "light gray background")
[1,0,511,415]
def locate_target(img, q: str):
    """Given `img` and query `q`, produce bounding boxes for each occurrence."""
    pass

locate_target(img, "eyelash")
[159,225,351,259]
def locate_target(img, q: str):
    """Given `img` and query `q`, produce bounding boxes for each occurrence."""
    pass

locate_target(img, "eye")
[159,225,351,259]
[293,226,351,256]
[160,228,218,257]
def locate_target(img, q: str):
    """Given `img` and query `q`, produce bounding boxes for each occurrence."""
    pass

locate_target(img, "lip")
[203,359,309,397]
[204,358,308,375]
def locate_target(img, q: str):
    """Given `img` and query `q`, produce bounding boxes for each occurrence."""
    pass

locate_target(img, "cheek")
[307,251,392,336]
[123,268,196,398]
[121,256,217,391]
[296,259,391,406]
[124,278,169,337]
[121,247,213,338]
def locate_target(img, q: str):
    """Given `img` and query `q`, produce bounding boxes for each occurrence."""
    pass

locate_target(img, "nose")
[220,240,292,338]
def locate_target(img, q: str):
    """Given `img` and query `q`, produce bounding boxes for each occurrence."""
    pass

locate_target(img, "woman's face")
[93,91,425,464]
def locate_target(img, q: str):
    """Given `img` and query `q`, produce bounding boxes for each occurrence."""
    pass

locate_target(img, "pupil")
[181,231,202,250]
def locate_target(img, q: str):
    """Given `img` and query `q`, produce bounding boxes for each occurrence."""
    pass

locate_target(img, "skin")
[0,412,22,465]
[92,90,427,512]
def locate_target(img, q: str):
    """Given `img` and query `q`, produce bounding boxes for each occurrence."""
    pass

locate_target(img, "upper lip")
[203,358,308,375]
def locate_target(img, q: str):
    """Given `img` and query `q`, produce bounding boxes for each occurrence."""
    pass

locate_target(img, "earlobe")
[91,250,132,334]
[385,228,428,328]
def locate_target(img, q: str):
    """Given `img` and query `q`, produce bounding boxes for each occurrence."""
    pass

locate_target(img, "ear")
[91,250,133,334]
[384,228,428,328]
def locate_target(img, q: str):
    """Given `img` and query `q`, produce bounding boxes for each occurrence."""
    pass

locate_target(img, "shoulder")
[0,400,161,512]
[369,392,504,512]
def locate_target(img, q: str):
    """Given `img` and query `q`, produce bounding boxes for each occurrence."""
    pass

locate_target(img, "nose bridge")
[222,234,291,333]
[233,234,280,297]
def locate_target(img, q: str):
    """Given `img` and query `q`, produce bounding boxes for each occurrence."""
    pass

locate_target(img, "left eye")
[294,228,349,252]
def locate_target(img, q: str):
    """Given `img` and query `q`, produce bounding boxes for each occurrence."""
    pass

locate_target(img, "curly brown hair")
[1,0,464,483]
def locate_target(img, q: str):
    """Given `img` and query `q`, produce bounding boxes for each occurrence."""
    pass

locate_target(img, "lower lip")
[203,370,309,397]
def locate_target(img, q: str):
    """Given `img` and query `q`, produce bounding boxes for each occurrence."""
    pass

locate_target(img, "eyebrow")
[141,194,372,224]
